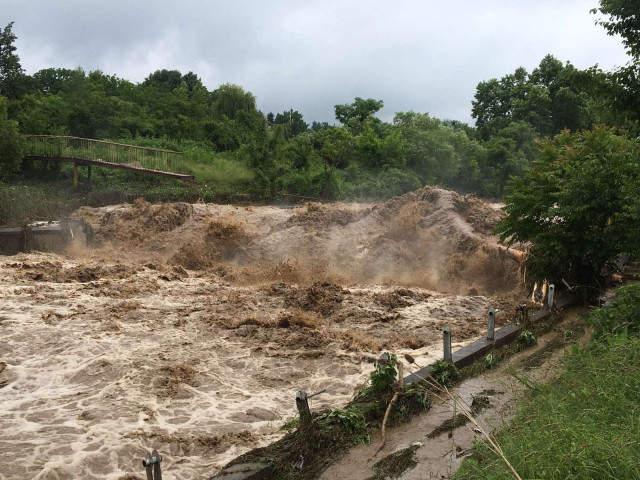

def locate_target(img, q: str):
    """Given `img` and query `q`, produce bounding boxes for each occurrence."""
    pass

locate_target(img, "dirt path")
[0,187,526,479]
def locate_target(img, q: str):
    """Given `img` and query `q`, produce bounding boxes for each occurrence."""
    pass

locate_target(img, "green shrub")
[369,353,399,394]
[588,283,640,340]
[0,96,24,180]
[484,353,497,369]
[431,360,459,387]
[403,381,431,410]
[314,407,370,446]
[517,329,537,346]
[496,127,640,298]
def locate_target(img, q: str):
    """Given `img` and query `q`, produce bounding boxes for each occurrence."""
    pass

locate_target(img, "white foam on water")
[0,192,523,478]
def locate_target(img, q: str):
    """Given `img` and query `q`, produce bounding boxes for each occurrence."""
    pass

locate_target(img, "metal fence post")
[487,308,495,341]
[443,326,452,363]
[143,450,162,480]
[295,390,312,428]
[295,388,326,429]
[547,284,555,309]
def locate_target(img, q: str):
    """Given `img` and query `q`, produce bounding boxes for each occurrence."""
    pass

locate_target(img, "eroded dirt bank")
[0,186,525,479]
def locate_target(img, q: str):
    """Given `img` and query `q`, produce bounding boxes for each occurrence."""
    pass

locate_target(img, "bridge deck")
[25,155,195,180]
[25,135,195,182]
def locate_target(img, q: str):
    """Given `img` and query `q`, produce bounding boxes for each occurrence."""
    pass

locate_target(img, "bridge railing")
[25,135,188,174]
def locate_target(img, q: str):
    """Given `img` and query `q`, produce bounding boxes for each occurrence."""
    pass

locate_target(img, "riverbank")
[455,283,640,480]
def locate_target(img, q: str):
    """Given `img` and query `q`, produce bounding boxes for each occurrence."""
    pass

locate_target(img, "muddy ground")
[0,186,526,479]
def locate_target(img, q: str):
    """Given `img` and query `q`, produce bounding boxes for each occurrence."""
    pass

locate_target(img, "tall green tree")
[143,69,183,92]
[0,95,24,180]
[496,126,640,297]
[472,55,602,140]
[592,1,640,60]
[32,68,83,95]
[335,97,384,134]
[591,1,640,129]
[314,127,354,198]
[393,111,483,189]
[283,131,314,169]
[354,123,405,169]
[211,83,257,120]
[0,22,29,99]
[273,109,308,139]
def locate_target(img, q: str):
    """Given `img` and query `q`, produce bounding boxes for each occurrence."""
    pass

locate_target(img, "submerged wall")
[0,219,92,255]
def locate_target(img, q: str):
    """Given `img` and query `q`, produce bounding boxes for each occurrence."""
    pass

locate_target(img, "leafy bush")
[403,381,431,411]
[496,126,640,298]
[431,360,459,387]
[314,407,370,445]
[368,353,399,394]
[517,330,537,346]
[588,283,640,340]
[354,352,432,425]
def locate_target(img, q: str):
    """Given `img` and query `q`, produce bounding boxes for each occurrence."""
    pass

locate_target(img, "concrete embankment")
[0,219,92,255]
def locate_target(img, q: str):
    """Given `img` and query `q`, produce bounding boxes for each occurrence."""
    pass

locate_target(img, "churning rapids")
[0,186,525,479]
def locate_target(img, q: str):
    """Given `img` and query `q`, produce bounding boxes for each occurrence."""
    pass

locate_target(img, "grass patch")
[588,283,640,340]
[456,337,640,479]
[181,148,254,184]
[0,160,260,226]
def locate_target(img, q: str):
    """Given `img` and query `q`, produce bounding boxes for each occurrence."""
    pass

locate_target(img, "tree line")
[1,14,638,200]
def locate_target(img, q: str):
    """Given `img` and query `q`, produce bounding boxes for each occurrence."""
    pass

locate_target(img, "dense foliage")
[496,127,640,295]
[472,55,617,139]
[589,283,640,340]
[592,0,640,61]
[0,95,24,180]
[2,1,640,285]
[1,19,636,201]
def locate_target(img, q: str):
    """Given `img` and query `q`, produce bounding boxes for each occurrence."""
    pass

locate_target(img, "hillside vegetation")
[1,11,639,206]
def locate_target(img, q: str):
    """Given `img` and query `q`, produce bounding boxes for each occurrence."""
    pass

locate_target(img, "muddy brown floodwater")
[0,186,525,479]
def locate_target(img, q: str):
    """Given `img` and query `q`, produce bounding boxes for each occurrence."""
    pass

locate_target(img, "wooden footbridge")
[25,135,194,186]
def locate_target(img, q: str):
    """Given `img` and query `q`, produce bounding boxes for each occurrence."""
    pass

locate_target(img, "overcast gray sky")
[2,0,630,124]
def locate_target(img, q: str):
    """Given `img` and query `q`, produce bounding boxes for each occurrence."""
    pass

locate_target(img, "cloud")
[3,0,629,124]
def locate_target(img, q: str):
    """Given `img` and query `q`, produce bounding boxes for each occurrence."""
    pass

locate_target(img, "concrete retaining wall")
[0,219,92,255]
[405,291,576,383]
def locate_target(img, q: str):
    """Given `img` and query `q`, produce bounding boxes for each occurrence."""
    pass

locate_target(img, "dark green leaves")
[496,126,640,294]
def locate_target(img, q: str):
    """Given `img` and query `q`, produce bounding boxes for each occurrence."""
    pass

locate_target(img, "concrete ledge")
[208,462,273,480]
[404,290,577,384]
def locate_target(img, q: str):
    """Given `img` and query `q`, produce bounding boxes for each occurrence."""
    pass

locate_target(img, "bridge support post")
[73,163,78,187]
[87,165,92,188]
